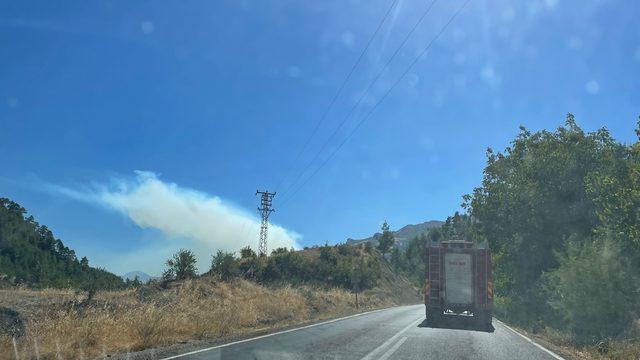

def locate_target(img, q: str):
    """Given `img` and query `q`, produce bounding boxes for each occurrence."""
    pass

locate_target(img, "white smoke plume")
[47,171,300,274]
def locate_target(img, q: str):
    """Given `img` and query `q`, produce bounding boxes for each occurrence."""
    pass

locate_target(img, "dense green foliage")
[0,198,124,289]
[390,233,427,288]
[163,249,198,281]
[543,235,640,341]
[208,244,381,291]
[463,115,640,342]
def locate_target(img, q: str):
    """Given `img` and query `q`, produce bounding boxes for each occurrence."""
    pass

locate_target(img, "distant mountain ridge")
[122,271,155,283]
[346,220,444,249]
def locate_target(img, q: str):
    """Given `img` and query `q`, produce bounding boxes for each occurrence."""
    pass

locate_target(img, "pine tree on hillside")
[377,221,395,256]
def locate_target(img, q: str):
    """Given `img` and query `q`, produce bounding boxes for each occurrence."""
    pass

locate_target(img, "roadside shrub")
[544,236,640,343]
[211,251,239,281]
[164,249,198,281]
[240,246,256,259]
[237,255,264,280]
[337,243,354,256]
[270,247,289,256]
[319,245,336,264]
[263,249,307,283]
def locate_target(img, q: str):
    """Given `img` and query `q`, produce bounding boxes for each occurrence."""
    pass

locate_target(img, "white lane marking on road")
[378,336,407,360]
[360,317,422,360]
[158,305,419,360]
[495,319,566,360]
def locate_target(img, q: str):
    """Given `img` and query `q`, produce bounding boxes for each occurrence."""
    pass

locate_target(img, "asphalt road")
[162,305,563,360]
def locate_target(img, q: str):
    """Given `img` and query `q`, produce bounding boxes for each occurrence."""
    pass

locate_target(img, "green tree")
[441,212,473,241]
[240,246,257,259]
[165,249,197,280]
[586,118,640,255]
[349,256,379,308]
[126,275,142,288]
[238,254,264,280]
[211,250,238,281]
[464,115,622,325]
[80,256,89,270]
[390,247,402,269]
[161,268,174,280]
[427,227,443,244]
[387,233,430,288]
[377,221,394,256]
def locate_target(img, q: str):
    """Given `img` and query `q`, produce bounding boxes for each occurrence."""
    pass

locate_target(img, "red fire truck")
[424,241,493,328]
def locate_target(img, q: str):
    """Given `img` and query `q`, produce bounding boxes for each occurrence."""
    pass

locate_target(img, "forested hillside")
[0,198,124,289]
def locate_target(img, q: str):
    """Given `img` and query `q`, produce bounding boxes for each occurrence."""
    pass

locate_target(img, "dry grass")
[509,324,640,360]
[0,278,416,360]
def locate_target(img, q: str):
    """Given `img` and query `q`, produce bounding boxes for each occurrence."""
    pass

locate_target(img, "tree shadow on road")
[418,316,495,333]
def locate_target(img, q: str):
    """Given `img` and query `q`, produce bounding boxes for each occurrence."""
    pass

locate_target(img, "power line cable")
[273,0,401,193]
[278,0,439,201]
[234,15,392,250]
[280,0,472,207]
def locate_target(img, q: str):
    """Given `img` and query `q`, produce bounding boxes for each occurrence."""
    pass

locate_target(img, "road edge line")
[158,304,419,360]
[494,318,566,360]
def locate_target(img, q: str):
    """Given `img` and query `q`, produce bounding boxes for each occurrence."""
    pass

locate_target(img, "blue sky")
[1,0,639,275]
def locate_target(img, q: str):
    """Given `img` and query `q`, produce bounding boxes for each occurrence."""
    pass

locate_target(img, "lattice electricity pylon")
[256,190,276,257]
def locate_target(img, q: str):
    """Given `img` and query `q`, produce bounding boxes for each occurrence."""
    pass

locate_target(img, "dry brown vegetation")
[0,275,419,360]
[506,322,640,360]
